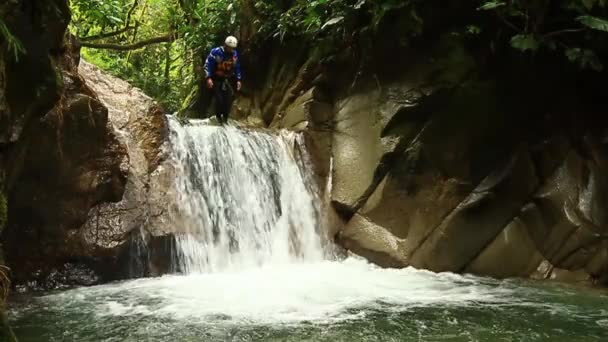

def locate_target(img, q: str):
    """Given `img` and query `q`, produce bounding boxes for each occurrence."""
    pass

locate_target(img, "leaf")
[354,0,367,9]
[321,16,344,30]
[582,0,596,10]
[510,34,539,51]
[566,48,604,71]
[477,1,506,10]
[381,0,406,11]
[108,15,123,24]
[466,25,481,35]
[577,15,608,32]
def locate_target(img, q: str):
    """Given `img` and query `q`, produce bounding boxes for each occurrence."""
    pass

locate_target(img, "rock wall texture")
[235,9,608,285]
[0,0,171,291]
[76,61,175,281]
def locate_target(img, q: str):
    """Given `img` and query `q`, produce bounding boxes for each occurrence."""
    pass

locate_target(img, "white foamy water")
[167,119,325,273]
[32,258,515,325]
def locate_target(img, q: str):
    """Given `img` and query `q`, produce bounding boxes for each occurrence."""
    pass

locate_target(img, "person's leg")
[223,82,234,124]
[213,80,225,124]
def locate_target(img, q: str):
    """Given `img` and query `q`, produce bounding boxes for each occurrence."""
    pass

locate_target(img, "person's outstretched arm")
[204,48,218,88]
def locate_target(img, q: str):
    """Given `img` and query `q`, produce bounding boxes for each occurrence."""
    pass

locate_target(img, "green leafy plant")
[477,0,608,71]
[0,18,25,61]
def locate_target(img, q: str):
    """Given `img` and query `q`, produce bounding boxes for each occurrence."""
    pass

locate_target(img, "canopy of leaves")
[70,0,240,111]
[476,0,608,71]
[68,0,608,111]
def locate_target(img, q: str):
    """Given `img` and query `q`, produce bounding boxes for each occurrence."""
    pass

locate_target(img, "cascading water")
[167,119,326,274]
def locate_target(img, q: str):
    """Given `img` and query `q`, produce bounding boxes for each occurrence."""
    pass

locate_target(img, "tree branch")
[80,0,139,42]
[80,26,135,41]
[80,33,179,51]
[543,28,585,38]
[496,12,522,33]
[125,0,139,28]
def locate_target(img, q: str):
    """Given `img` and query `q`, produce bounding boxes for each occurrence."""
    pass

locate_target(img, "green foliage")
[478,1,506,11]
[70,0,241,112]
[477,0,608,71]
[69,0,607,112]
[566,47,604,71]
[577,15,608,31]
[254,0,418,41]
[0,17,25,61]
[466,25,482,35]
[71,0,126,39]
[510,34,539,52]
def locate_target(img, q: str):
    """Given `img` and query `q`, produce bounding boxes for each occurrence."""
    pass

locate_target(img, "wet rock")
[76,61,173,277]
[409,148,539,272]
[330,87,425,215]
[338,213,408,268]
[18,262,101,292]
[4,59,129,287]
[338,140,470,265]
[465,217,544,278]
[1,0,171,287]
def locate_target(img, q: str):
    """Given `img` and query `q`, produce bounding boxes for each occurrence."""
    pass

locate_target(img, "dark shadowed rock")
[3,47,130,288]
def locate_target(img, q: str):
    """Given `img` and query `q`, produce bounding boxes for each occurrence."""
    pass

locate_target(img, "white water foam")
[39,258,515,325]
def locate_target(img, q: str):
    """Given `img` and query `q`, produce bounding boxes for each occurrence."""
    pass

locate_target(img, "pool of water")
[9,258,608,342]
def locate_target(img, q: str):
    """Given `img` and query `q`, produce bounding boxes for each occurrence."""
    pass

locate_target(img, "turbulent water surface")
[9,120,608,341]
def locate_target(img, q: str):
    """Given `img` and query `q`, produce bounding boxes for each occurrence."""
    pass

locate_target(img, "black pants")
[212,78,234,124]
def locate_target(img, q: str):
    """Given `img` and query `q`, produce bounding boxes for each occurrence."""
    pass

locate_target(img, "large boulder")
[1,0,173,288]
[3,56,130,289]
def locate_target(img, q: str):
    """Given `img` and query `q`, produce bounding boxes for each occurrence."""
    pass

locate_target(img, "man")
[204,35,242,124]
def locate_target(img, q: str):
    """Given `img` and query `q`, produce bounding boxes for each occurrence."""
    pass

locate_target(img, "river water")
[8,120,608,341]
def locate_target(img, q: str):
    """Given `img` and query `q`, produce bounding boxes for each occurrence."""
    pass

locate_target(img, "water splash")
[167,119,326,273]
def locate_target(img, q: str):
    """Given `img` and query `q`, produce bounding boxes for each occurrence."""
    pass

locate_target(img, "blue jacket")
[204,47,242,80]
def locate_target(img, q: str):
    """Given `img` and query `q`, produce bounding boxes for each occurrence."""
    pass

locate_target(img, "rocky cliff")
[0,0,172,292]
[235,8,608,285]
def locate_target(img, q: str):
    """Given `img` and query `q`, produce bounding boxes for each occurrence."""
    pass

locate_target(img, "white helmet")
[225,36,238,48]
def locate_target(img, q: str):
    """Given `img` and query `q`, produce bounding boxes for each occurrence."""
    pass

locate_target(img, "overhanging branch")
[80,32,179,51]
[80,26,135,41]
[80,0,140,42]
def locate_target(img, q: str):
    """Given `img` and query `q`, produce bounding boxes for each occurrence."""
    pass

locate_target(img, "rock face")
[2,57,174,289]
[76,61,173,280]
[236,9,608,285]
[0,0,125,289]
[3,59,130,288]
[1,0,172,289]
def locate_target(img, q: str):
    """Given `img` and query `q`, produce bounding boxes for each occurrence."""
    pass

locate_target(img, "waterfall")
[166,118,326,274]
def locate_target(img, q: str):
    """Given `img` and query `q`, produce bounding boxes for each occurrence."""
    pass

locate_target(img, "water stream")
[8,119,608,341]
[167,120,326,274]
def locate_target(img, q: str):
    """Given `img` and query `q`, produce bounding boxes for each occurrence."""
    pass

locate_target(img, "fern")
[0,18,25,61]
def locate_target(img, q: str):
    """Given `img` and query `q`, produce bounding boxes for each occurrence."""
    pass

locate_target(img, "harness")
[214,52,237,78]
